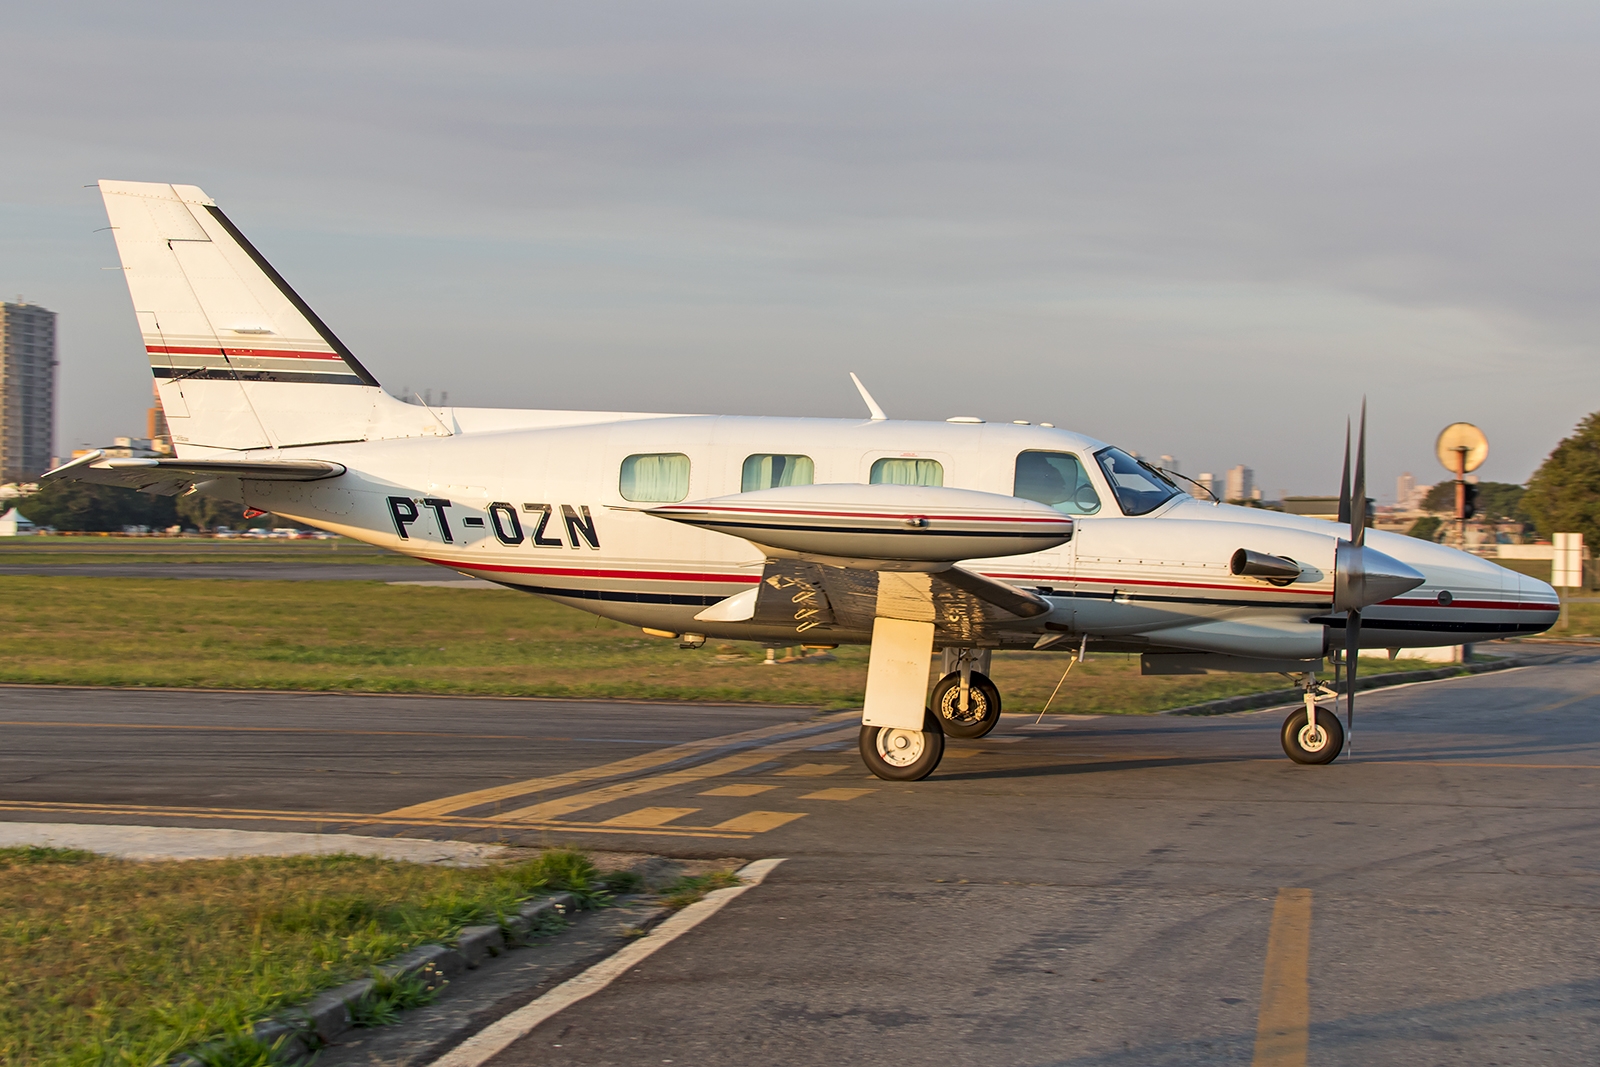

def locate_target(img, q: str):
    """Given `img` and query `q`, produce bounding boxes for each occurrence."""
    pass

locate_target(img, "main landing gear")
[1282,673,1344,764]
[859,710,946,781]
[858,648,1002,782]
[931,648,1002,739]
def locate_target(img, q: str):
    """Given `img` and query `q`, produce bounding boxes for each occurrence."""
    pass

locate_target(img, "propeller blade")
[1352,399,1368,548]
[1345,606,1361,758]
[1337,419,1352,526]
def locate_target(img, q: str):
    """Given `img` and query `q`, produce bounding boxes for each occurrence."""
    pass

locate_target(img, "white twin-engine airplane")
[48,181,1560,781]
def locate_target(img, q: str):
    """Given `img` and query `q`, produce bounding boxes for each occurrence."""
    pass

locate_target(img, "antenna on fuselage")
[849,373,888,421]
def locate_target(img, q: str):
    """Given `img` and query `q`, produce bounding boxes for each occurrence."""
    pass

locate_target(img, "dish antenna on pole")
[1435,423,1488,547]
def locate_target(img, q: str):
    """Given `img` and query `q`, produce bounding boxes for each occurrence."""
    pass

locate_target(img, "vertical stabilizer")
[98,181,446,453]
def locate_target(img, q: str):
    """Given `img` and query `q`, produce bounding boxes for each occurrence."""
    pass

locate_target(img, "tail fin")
[98,181,446,452]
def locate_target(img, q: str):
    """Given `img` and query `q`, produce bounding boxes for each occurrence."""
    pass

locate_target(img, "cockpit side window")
[1094,447,1181,516]
[1013,451,1101,515]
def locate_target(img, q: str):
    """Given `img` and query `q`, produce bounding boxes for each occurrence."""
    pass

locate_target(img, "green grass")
[0,847,604,1067]
[0,575,1460,712]
[0,536,422,567]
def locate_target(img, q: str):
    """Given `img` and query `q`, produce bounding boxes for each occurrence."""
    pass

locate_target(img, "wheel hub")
[1299,721,1328,752]
[875,728,926,767]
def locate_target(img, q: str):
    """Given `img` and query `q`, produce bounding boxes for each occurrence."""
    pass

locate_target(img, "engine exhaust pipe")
[1230,548,1302,586]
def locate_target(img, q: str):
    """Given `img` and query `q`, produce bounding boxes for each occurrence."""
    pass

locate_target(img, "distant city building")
[1397,472,1415,508]
[1225,465,1254,503]
[0,301,57,483]
[71,436,161,461]
[1196,472,1215,500]
[147,381,172,454]
[1158,454,1179,473]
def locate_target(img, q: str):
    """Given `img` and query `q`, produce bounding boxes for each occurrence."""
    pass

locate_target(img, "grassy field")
[0,536,423,567]
[0,846,618,1067]
[0,574,1465,713]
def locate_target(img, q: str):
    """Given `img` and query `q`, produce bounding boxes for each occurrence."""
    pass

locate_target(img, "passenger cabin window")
[870,457,944,486]
[619,453,691,502]
[1013,451,1101,515]
[742,454,815,492]
[1094,447,1181,516]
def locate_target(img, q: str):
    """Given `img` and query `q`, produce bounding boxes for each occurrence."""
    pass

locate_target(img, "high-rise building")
[0,302,57,483]
[1397,472,1415,509]
[1225,465,1254,503]
[147,381,172,454]
[1196,472,1215,499]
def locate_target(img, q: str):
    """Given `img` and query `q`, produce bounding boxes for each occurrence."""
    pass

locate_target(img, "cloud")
[2,1,1596,492]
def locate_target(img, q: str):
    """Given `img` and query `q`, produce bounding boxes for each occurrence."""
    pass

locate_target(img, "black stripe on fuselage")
[152,367,366,386]
[1314,615,1552,635]
[513,584,725,607]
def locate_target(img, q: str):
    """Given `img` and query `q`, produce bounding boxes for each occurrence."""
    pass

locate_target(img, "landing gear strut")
[1282,673,1344,764]
[931,648,1002,739]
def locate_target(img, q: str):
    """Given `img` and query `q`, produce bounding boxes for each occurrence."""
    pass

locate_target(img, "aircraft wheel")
[859,711,946,781]
[930,671,1002,739]
[1281,706,1344,765]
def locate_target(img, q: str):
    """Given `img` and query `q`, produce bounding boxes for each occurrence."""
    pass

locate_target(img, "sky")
[3,1,1597,500]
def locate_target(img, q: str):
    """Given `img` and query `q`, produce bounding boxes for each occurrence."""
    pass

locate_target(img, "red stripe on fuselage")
[414,556,760,584]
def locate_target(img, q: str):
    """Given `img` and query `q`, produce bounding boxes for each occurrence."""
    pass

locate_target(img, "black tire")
[930,671,1002,739]
[1281,706,1345,764]
[859,710,946,781]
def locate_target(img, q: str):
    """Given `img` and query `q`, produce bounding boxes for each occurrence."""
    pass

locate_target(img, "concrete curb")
[1161,656,1529,717]
[169,893,578,1066]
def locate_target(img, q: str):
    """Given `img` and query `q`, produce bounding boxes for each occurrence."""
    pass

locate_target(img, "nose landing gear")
[1282,674,1344,764]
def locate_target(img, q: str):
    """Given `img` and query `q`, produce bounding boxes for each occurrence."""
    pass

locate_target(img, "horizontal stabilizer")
[43,450,345,496]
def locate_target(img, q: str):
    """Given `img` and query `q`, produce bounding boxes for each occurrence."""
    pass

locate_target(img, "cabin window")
[1014,451,1101,515]
[742,454,815,492]
[619,453,691,502]
[870,457,944,486]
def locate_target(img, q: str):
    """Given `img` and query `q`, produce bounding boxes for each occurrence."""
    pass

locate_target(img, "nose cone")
[1335,542,1427,612]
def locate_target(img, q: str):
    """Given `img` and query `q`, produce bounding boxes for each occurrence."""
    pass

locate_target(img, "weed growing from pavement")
[659,871,743,910]
[0,845,609,1067]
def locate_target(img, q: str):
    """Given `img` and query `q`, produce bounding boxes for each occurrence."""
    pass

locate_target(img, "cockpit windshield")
[1094,447,1182,516]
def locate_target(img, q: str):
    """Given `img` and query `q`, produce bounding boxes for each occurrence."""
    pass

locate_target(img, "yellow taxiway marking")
[489,727,857,822]
[1252,888,1312,1067]
[799,787,876,801]
[699,784,777,797]
[599,807,700,828]
[941,750,984,758]
[1524,692,1600,714]
[711,811,808,832]
[385,711,857,818]
[775,763,849,777]
[0,799,753,839]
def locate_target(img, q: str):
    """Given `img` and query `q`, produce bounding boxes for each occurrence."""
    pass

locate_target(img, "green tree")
[1406,516,1443,541]
[175,493,258,532]
[20,481,179,532]
[1524,411,1600,542]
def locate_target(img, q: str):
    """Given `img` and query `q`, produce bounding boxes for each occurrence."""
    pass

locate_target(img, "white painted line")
[0,822,505,865]
[426,857,786,1067]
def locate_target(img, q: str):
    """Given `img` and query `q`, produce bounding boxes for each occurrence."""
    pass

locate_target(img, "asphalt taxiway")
[5,655,1600,1065]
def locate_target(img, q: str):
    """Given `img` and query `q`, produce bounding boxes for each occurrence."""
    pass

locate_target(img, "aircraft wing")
[666,484,1063,644]
[42,450,346,496]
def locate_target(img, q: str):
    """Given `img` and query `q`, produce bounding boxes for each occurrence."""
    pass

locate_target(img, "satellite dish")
[1436,422,1488,475]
